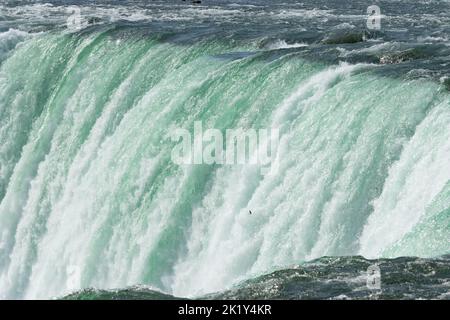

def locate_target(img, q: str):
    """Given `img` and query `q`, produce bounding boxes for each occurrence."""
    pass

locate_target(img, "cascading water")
[0,0,449,300]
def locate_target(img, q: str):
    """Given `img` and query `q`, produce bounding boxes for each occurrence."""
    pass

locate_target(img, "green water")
[0,27,449,299]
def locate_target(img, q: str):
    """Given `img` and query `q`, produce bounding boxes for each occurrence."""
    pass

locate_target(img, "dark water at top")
[1,0,450,84]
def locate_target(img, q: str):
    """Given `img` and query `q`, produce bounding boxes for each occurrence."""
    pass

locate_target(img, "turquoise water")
[0,0,449,299]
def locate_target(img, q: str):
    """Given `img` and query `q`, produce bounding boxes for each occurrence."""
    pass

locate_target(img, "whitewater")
[0,0,449,299]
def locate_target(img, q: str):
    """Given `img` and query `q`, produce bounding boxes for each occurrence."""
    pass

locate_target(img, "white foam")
[266,40,309,50]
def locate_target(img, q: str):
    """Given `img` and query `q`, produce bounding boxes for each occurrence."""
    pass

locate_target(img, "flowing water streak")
[0,27,448,299]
